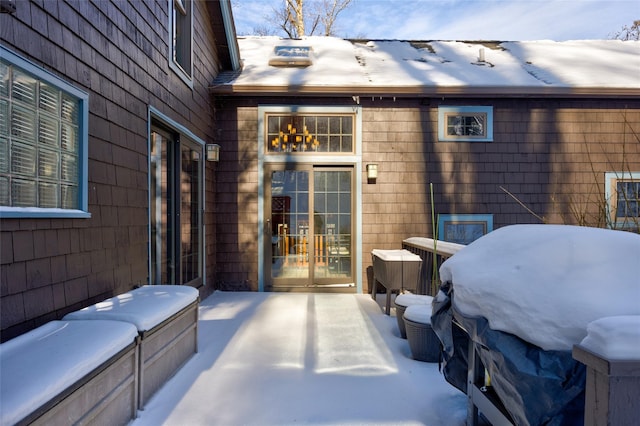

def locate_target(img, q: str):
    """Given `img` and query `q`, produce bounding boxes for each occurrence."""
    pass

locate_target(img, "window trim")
[0,46,90,219]
[605,171,640,229]
[168,0,194,88]
[438,106,493,142]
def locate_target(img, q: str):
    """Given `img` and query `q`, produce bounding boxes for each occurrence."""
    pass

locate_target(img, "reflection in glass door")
[313,170,352,281]
[267,166,353,290]
[150,127,203,287]
[270,169,310,282]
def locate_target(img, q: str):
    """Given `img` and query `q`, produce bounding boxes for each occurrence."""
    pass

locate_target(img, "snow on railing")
[402,237,465,296]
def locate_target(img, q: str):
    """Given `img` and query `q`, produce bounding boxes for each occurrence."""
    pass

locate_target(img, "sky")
[231,0,639,41]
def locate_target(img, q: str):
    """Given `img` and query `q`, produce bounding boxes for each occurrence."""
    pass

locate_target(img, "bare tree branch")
[247,0,354,38]
[610,20,640,40]
[320,0,353,36]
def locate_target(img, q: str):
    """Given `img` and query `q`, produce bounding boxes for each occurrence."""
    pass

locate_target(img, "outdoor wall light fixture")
[206,144,220,162]
[367,163,378,183]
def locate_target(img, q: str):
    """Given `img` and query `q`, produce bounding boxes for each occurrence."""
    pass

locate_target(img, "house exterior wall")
[214,97,640,293]
[1,0,223,341]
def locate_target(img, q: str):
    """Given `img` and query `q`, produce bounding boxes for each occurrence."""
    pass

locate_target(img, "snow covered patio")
[130,291,468,425]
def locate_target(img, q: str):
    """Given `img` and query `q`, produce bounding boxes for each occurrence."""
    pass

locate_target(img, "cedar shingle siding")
[1,1,223,341]
[213,97,640,292]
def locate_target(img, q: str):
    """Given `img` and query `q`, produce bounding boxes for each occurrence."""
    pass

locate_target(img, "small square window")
[438,106,493,142]
[438,214,493,245]
[606,172,640,230]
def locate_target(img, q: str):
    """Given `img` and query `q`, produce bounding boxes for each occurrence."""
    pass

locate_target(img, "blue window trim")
[438,106,493,142]
[605,171,640,229]
[0,46,90,219]
[437,214,493,245]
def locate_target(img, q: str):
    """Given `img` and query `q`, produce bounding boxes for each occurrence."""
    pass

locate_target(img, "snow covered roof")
[211,36,640,98]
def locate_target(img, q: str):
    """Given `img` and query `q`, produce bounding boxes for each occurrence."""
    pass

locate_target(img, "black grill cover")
[431,281,586,426]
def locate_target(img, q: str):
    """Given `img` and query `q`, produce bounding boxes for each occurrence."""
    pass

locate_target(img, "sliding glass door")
[150,126,203,287]
[265,164,353,291]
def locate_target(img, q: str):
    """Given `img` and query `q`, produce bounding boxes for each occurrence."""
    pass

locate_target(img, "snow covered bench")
[0,320,139,426]
[64,285,199,409]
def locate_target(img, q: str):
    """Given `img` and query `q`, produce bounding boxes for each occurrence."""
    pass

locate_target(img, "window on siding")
[438,106,493,142]
[0,46,89,218]
[169,0,193,85]
[266,114,354,153]
[606,172,640,230]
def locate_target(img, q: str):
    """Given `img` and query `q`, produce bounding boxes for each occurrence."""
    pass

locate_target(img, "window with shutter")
[0,46,89,218]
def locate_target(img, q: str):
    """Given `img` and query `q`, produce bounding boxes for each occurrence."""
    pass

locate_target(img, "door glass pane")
[180,143,201,284]
[271,170,310,279]
[150,131,174,284]
[314,171,351,279]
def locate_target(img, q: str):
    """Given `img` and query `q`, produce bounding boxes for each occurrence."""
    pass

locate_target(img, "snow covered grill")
[0,320,139,426]
[433,224,640,425]
[64,285,200,409]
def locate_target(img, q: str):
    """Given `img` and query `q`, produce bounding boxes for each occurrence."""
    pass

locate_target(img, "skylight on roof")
[268,46,313,67]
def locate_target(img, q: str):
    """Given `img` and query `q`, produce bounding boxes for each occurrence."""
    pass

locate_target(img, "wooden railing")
[402,237,465,296]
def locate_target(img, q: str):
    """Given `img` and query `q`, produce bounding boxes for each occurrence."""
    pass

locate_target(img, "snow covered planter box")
[371,249,422,315]
[432,225,640,426]
[403,304,440,362]
[394,293,433,339]
[64,285,199,409]
[0,320,139,426]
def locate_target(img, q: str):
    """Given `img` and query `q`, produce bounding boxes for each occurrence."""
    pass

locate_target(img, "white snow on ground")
[131,291,468,426]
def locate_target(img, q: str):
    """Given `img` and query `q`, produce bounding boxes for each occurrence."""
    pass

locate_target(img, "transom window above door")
[266,114,354,153]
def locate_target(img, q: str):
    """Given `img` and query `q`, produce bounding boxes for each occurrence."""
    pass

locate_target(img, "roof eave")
[209,84,640,99]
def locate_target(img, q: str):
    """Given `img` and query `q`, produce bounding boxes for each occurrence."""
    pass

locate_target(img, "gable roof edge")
[209,83,640,99]
[218,0,241,70]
